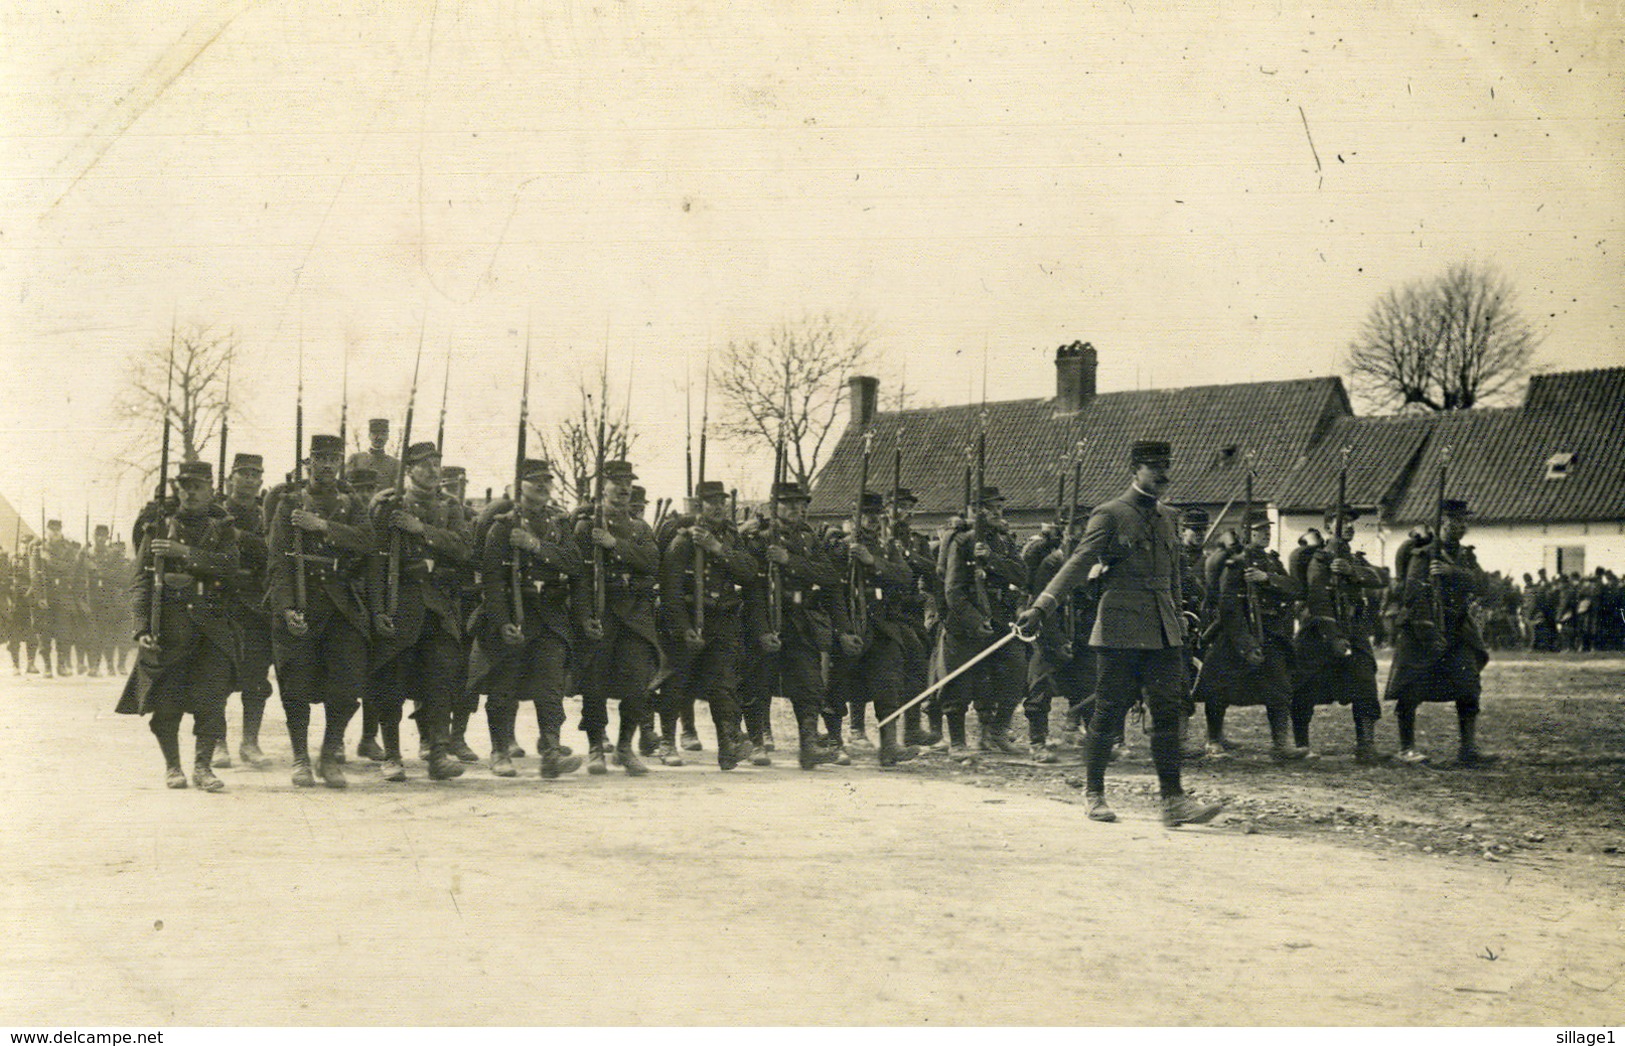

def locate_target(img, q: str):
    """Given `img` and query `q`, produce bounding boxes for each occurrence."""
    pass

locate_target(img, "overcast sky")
[2,0,1620,530]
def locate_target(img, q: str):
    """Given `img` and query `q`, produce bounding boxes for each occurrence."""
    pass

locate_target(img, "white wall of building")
[1279,515,1625,578]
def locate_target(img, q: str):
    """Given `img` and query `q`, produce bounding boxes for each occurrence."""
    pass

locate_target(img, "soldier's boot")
[379,721,407,781]
[903,705,941,748]
[316,745,348,789]
[978,722,1025,756]
[448,711,480,763]
[616,724,650,777]
[1162,793,1224,827]
[762,727,776,752]
[1353,718,1381,765]
[1085,793,1117,823]
[290,751,316,788]
[490,707,518,776]
[877,722,920,767]
[193,738,226,793]
[716,723,744,771]
[427,732,466,781]
[240,697,272,767]
[539,727,582,779]
[1205,705,1239,756]
[847,702,873,750]
[1268,707,1310,762]
[586,732,610,775]
[1179,714,1207,762]
[945,710,971,757]
[680,704,702,751]
[212,736,233,769]
[797,712,839,771]
[1030,727,1060,764]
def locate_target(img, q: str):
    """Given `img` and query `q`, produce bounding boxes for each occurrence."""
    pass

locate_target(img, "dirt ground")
[1,656,1621,1027]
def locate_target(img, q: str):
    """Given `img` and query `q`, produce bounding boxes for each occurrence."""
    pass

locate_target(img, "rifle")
[765,388,788,640]
[1329,445,1354,634]
[970,410,990,617]
[338,339,349,481]
[436,334,452,460]
[885,425,903,557]
[589,341,610,629]
[692,355,710,640]
[847,430,874,638]
[1428,444,1453,643]
[509,328,532,631]
[291,331,307,616]
[1238,454,1266,663]
[147,321,177,645]
[217,353,231,497]
[385,319,426,621]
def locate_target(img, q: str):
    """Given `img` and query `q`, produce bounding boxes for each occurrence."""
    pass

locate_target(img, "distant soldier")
[659,479,760,769]
[1175,506,1211,759]
[116,462,241,792]
[84,525,125,677]
[269,435,376,787]
[940,486,1028,755]
[1384,501,1491,766]
[215,452,274,769]
[1023,503,1094,763]
[829,491,921,767]
[345,466,382,504]
[347,418,401,489]
[367,441,472,782]
[38,520,76,676]
[1194,510,1307,761]
[886,488,941,749]
[1018,439,1223,827]
[573,460,658,776]
[469,460,584,779]
[1289,506,1386,763]
[739,481,843,770]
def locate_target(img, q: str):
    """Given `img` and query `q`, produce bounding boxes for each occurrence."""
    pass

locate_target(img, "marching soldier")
[347,418,401,489]
[1175,507,1211,760]
[117,461,241,792]
[1193,510,1308,761]
[940,486,1028,756]
[739,481,843,770]
[1290,506,1386,763]
[85,525,126,677]
[1018,440,1223,827]
[216,453,274,769]
[574,460,658,776]
[345,466,382,504]
[829,491,921,767]
[438,464,483,764]
[367,441,472,782]
[268,435,375,787]
[659,479,759,769]
[38,520,75,676]
[1384,500,1492,766]
[470,460,585,779]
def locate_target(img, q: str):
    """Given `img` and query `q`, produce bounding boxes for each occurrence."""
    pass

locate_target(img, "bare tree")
[112,321,242,486]
[533,365,637,507]
[715,312,873,488]
[1346,262,1540,412]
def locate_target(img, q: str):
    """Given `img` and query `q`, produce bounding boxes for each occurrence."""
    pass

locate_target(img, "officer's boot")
[427,725,466,780]
[1353,717,1381,765]
[616,721,650,777]
[448,710,480,763]
[797,711,838,770]
[877,721,920,767]
[945,710,971,756]
[1268,706,1309,762]
[240,696,271,767]
[1456,710,1494,767]
[539,726,582,779]
[193,736,226,793]
[379,720,407,781]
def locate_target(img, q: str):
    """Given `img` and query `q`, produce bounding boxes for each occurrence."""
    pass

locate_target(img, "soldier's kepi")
[1017,439,1224,828]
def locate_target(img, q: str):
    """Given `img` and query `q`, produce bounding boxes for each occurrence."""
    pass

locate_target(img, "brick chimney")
[848,375,879,430]
[1055,341,1098,413]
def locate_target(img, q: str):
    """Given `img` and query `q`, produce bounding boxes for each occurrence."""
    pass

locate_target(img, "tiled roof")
[1389,367,1625,524]
[810,377,1350,517]
[1275,414,1434,514]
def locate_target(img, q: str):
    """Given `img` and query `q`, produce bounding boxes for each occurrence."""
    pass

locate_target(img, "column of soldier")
[3,521,135,681]
[77,403,1499,827]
